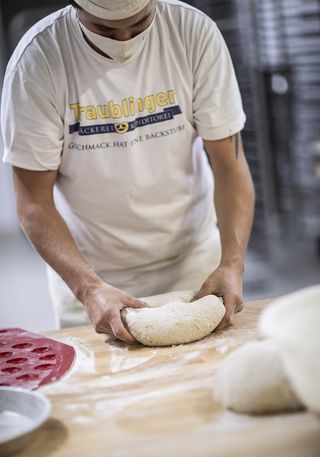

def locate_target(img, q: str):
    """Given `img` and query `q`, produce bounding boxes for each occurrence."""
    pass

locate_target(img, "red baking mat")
[0,328,76,390]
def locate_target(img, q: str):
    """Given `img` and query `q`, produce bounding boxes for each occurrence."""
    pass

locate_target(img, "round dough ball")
[121,295,225,347]
[214,340,303,414]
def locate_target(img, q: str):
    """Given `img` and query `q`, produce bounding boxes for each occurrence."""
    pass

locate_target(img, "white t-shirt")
[1,0,246,274]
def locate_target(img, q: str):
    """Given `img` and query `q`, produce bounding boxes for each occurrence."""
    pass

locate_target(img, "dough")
[121,294,225,347]
[213,340,303,414]
[259,285,320,415]
[140,290,195,307]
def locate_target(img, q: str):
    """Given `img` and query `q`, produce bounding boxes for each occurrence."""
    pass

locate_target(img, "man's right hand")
[83,283,147,344]
[11,167,146,344]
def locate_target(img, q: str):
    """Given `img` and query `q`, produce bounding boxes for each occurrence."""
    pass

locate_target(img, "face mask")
[78,11,156,63]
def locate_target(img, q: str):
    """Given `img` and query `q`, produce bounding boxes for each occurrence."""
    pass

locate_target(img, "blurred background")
[0,0,319,332]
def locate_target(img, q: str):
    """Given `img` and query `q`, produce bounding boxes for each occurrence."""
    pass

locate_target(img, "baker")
[1,0,255,343]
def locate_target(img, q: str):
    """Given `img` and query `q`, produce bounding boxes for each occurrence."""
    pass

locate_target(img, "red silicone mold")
[0,328,76,390]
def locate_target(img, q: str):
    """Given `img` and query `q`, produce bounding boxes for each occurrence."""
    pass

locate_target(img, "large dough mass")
[259,285,320,415]
[121,292,225,347]
[213,340,303,414]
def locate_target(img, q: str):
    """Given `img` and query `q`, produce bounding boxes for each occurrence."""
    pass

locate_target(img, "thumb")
[192,287,210,301]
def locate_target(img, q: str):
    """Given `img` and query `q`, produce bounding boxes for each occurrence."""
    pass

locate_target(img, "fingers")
[86,284,148,343]
[215,294,236,331]
[127,297,149,308]
[109,314,136,344]
[95,313,136,344]
[235,303,244,313]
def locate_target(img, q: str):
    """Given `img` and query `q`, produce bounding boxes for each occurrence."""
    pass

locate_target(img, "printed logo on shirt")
[69,89,182,136]
[114,122,129,135]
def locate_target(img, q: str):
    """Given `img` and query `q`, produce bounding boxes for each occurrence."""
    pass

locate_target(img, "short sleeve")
[1,68,63,170]
[192,20,246,140]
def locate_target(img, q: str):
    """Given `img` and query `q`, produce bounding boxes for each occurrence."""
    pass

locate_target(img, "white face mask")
[78,11,156,63]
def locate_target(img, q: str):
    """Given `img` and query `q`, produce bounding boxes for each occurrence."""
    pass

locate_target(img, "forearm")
[12,166,142,342]
[17,203,103,302]
[214,165,255,273]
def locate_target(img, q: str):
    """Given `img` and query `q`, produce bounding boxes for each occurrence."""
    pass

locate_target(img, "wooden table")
[20,298,320,457]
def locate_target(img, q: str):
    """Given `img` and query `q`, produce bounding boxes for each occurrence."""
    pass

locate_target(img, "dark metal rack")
[191,0,271,257]
[191,0,320,259]
[255,0,320,246]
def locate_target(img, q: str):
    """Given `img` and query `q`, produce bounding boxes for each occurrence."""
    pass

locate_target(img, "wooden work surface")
[21,298,320,457]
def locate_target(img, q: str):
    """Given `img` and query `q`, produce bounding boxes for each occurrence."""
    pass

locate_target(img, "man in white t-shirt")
[1,0,255,343]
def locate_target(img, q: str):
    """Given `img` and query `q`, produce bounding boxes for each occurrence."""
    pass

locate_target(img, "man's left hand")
[192,265,244,330]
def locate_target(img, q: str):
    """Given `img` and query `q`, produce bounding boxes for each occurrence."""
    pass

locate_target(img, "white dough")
[259,285,320,415]
[121,294,225,347]
[214,340,303,414]
[140,290,195,308]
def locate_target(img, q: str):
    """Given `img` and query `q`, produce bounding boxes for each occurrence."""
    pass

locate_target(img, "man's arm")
[12,166,145,342]
[193,133,255,328]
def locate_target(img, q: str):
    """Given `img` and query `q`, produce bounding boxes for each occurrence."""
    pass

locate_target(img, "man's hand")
[11,167,147,344]
[83,283,147,344]
[193,133,254,330]
[192,265,244,330]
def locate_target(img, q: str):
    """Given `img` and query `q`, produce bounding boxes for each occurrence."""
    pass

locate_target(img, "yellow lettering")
[156,92,168,107]
[122,99,129,117]
[85,106,97,120]
[144,95,156,113]
[136,98,144,112]
[97,105,110,119]
[70,103,81,121]
[167,90,176,104]
[109,101,122,119]
[128,97,136,116]
[71,90,177,123]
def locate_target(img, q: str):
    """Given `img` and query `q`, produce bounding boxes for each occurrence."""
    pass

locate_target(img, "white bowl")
[0,386,51,455]
[259,285,320,415]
